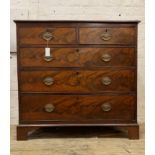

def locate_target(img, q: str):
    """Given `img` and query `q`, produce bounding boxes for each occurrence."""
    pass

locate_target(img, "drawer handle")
[44,55,53,62]
[42,31,54,41]
[101,103,112,112]
[101,53,111,62]
[44,104,55,112]
[100,32,112,41]
[43,77,54,86]
[101,76,112,85]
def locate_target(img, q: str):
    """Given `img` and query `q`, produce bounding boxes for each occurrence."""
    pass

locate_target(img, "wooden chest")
[15,20,139,140]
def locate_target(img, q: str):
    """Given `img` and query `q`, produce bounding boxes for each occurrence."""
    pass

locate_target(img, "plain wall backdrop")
[10,0,145,124]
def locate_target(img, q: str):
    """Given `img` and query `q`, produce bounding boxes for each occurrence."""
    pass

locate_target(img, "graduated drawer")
[20,94,136,122]
[18,27,77,45]
[79,27,136,45]
[20,69,135,93]
[20,48,135,68]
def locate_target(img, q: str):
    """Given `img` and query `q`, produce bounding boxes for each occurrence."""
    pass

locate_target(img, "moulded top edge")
[14,20,141,23]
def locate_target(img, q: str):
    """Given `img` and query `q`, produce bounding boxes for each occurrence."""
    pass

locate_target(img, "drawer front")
[19,27,77,45]
[20,69,135,93]
[20,95,136,122]
[20,48,135,67]
[79,27,136,45]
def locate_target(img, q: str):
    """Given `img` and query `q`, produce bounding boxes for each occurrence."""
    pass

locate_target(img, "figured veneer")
[20,69,135,93]
[79,27,136,45]
[19,27,77,45]
[15,20,139,140]
[20,94,136,122]
[20,48,135,68]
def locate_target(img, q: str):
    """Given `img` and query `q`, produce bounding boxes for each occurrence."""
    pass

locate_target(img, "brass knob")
[101,103,112,112]
[42,31,54,41]
[101,76,112,85]
[43,77,54,86]
[100,32,112,41]
[101,53,111,62]
[44,104,55,112]
[44,56,53,62]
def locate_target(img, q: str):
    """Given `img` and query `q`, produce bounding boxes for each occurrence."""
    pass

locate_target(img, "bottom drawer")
[20,94,136,123]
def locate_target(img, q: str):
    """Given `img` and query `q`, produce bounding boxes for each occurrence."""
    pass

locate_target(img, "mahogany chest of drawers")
[15,20,139,140]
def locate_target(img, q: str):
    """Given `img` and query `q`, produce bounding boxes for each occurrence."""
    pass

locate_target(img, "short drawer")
[20,48,135,67]
[19,27,77,45]
[20,94,136,122]
[79,27,136,45]
[20,69,135,93]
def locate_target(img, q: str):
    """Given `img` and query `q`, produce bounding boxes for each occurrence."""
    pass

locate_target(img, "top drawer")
[18,27,77,45]
[79,27,136,45]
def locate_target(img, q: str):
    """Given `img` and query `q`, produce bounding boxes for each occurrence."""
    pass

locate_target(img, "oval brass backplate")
[101,53,111,62]
[101,103,112,112]
[100,32,112,41]
[101,76,112,85]
[43,77,54,86]
[44,103,55,112]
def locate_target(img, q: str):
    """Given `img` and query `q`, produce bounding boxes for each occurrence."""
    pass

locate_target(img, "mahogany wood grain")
[20,69,136,93]
[17,126,39,140]
[19,27,77,45]
[20,48,135,68]
[127,125,139,139]
[15,20,139,140]
[20,94,136,122]
[80,27,136,45]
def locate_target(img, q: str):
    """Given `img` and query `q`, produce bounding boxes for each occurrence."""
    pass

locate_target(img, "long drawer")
[20,69,135,93]
[20,94,136,123]
[20,48,135,68]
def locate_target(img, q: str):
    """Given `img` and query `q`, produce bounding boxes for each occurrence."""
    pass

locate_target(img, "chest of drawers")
[15,20,139,140]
